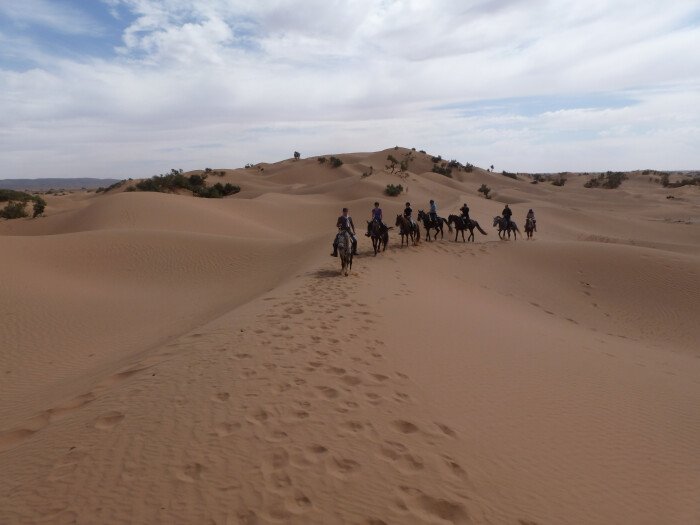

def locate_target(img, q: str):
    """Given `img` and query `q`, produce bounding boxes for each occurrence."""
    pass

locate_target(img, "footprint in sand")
[213,392,230,402]
[173,462,205,483]
[392,420,419,434]
[94,411,125,430]
[214,422,241,437]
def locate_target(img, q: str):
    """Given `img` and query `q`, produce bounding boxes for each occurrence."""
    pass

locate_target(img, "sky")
[1,0,699,179]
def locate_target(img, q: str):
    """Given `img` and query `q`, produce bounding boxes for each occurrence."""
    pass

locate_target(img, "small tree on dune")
[294,151,300,160]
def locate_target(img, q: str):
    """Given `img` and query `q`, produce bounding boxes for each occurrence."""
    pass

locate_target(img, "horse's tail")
[475,221,487,235]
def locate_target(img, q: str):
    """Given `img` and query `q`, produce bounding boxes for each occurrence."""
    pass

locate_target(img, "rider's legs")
[429,212,438,224]
[331,234,339,257]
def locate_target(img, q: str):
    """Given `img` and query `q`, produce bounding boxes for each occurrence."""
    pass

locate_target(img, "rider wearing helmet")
[526,208,536,231]
[331,207,358,257]
[502,204,513,229]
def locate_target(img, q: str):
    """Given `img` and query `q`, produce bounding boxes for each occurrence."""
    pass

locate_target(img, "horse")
[493,216,520,240]
[447,215,488,242]
[337,230,353,276]
[417,210,451,241]
[524,217,535,240]
[367,219,390,255]
[395,214,420,246]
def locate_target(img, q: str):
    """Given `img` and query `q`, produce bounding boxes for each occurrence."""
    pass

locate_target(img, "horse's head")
[395,214,403,226]
[417,210,425,220]
[493,216,501,227]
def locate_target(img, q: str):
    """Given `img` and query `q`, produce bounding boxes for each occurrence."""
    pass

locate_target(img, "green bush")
[432,164,452,177]
[317,157,327,164]
[133,171,240,198]
[385,184,404,196]
[478,184,491,199]
[1,201,28,219]
[0,189,33,202]
[32,197,46,217]
[294,151,300,160]
[502,170,518,180]
[551,175,567,186]
[584,171,627,189]
[329,156,343,168]
[430,155,442,163]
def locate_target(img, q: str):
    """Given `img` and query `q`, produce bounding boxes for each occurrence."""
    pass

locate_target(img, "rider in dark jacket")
[460,203,470,226]
[502,204,512,228]
[331,208,357,257]
[526,209,537,231]
[404,202,415,226]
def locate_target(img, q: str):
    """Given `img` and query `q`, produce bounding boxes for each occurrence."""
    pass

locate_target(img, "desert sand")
[1,148,699,524]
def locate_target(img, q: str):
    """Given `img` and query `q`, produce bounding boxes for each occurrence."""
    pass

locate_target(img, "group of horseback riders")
[331,201,537,256]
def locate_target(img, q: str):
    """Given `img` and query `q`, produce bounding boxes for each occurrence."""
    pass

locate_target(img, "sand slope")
[1,149,699,524]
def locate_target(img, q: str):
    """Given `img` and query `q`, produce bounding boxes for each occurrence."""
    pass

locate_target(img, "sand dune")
[1,149,699,524]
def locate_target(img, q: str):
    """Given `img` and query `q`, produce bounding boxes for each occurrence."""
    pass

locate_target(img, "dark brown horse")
[368,219,390,255]
[525,217,535,239]
[417,210,451,241]
[447,215,488,242]
[493,216,520,240]
[395,215,420,246]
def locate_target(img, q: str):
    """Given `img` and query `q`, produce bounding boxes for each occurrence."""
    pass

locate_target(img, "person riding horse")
[526,208,537,231]
[460,203,470,227]
[429,200,438,224]
[331,207,358,257]
[404,202,415,227]
[366,201,388,236]
[502,204,513,229]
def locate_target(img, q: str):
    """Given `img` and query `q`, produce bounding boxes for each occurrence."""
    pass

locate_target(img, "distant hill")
[0,178,120,191]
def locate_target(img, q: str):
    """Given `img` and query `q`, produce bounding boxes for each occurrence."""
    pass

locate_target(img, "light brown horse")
[395,214,420,246]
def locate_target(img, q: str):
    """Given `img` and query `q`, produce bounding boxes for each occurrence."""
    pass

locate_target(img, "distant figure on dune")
[331,207,358,257]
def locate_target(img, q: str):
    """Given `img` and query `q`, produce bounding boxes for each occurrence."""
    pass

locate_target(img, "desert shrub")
[1,201,28,219]
[448,159,460,169]
[430,155,442,163]
[432,164,452,177]
[478,184,491,199]
[411,147,416,151]
[195,183,240,198]
[584,171,628,189]
[386,154,399,173]
[664,175,698,188]
[204,167,212,173]
[385,184,403,196]
[502,171,518,180]
[490,164,494,170]
[419,149,426,154]
[551,175,567,186]
[294,151,300,160]
[329,156,343,168]
[317,157,327,164]
[0,189,33,202]
[464,163,474,172]
[32,197,46,217]
[125,186,136,192]
[245,163,254,169]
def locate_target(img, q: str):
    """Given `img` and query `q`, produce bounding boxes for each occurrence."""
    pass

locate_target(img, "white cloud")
[1,0,699,177]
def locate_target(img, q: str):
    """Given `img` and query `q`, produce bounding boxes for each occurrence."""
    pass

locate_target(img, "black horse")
[416,210,451,241]
[493,216,520,240]
[447,215,488,242]
[367,219,390,255]
[525,217,535,240]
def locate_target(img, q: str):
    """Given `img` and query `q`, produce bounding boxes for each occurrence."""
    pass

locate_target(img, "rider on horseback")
[460,203,470,227]
[331,207,358,257]
[502,204,513,229]
[404,202,416,227]
[366,201,386,236]
[526,209,537,231]
[429,200,438,224]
